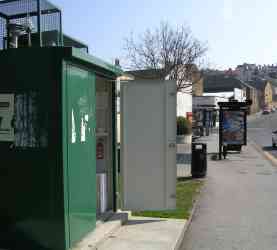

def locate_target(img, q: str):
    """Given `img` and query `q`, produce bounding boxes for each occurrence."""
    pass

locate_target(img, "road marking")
[248,128,269,130]
[251,141,277,167]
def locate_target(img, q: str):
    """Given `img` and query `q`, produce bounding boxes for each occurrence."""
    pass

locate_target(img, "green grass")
[132,178,204,220]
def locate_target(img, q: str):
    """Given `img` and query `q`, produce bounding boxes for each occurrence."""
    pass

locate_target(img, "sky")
[53,0,277,70]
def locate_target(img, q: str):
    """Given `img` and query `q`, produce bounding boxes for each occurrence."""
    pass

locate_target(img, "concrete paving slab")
[72,212,130,250]
[97,216,187,250]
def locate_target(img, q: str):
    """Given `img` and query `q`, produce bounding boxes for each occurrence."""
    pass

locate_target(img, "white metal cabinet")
[121,80,177,211]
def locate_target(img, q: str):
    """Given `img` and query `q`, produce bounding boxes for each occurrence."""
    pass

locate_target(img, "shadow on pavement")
[178,176,205,181]
[0,230,49,250]
[178,176,194,182]
[227,151,241,155]
[125,219,164,226]
[263,146,276,152]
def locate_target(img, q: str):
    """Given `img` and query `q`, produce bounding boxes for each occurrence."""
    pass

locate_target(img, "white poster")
[0,94,14,142]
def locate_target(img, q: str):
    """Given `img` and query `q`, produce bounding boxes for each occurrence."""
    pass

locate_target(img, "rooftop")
[204,74,246,93]
[125,68,165,80]
[246,78,268,90]
[0,0,60,18]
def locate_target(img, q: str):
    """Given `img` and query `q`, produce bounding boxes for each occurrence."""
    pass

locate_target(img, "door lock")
[169,142,176,148]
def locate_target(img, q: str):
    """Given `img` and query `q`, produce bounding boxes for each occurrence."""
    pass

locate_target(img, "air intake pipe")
[7,23,26,48]
[7,17,34,48]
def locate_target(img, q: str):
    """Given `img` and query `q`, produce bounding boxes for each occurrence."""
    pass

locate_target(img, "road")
[248,112,277,158]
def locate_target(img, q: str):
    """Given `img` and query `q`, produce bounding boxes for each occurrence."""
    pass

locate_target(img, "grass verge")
[132,177,204,220]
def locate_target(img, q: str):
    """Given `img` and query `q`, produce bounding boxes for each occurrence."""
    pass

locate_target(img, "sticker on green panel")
[71,109,90,144]
[0,94,14,142]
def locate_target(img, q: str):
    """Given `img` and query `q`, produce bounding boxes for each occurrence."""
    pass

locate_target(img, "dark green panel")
[0,49,66,250]
[0,47,118,250]
[64,63,96,247]
[111,81,118,211]
[62,60,70,250]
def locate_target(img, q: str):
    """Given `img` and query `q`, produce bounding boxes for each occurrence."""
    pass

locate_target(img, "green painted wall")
[0,48,66,250]
[0,48,118,250]
[63,63,96,247]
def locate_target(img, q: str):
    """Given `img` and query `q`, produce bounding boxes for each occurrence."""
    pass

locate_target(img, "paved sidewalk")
[195,133,219,154]
[247,111,262,122]
[97,216,186,250]
[180,140,277,250]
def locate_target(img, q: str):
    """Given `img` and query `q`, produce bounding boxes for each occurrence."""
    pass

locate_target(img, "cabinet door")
[121,80,176,211]
[164,81,177,209]
[64,63,96,247]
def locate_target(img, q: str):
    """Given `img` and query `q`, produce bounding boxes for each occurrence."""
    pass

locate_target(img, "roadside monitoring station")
[0,1,122,250]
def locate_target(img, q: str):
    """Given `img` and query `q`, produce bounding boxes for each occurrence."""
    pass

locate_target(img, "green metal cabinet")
[0,47,121,250]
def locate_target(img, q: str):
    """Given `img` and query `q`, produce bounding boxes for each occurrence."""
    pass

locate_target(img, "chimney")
[115,58,120,67]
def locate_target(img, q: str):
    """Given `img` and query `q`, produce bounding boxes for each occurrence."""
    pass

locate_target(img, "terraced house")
[246,79,273,109]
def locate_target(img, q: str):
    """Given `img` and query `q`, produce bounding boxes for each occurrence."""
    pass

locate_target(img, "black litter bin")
[191,143,207,178]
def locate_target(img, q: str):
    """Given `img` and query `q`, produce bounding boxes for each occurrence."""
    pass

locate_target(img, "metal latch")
[169,142,176,148]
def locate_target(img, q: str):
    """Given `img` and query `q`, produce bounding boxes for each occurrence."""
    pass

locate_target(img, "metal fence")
[0,0,62,49]
[177,143,191,177]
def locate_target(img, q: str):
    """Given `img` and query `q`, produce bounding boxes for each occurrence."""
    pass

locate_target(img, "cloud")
[222,0,234,22]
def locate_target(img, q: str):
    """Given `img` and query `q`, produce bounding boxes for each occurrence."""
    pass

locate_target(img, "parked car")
[272,130,277,147]
[263,107,271,114]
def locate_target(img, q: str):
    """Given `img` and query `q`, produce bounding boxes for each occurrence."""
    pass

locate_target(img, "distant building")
[193,95,228,110]
[203,74,247,101]
[244,83,260,114]
[190,65,204,96]
[246,79,273,108]
[235,63,277,83]
[236,63,257,82]
[270,80,277,105]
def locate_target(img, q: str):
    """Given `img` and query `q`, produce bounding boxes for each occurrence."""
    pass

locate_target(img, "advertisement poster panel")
[222,110,245,145]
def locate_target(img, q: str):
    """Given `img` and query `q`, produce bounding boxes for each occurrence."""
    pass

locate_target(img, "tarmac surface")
[180,135,277,250]
[248,112,277,158]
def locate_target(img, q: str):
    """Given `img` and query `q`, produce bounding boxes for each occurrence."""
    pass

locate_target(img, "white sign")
[71,110,76,143]
[0,94,14,142]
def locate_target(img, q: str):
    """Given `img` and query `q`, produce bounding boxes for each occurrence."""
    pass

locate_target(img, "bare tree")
[124,22,208,92]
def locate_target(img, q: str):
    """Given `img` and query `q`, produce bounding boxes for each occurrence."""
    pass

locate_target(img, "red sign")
[96,141,104,160]
[187,112,193,123]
